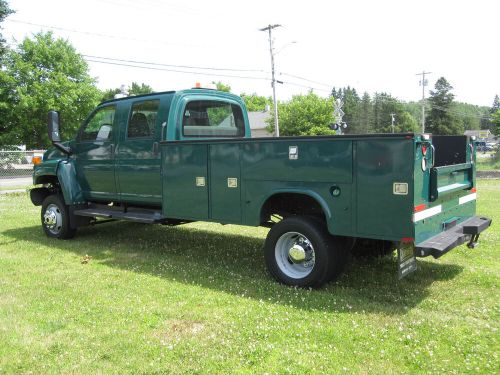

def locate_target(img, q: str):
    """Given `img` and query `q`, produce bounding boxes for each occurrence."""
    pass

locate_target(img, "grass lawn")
[476,152,500,171]
[0,186,32,192]
[0,180,498,373]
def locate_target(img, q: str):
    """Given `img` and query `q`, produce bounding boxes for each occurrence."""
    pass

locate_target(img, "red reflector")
[414,204,426,212]
[401,237,414,244]
[421,145,427,155]
[471,187,477,193]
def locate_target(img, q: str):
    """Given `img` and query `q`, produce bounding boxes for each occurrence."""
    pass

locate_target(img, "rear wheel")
[41,194,76,239]
[264,216,347,288]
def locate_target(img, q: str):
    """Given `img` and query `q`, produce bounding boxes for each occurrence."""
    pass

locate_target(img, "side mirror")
[47,110,71,155]
[48,111,61,142]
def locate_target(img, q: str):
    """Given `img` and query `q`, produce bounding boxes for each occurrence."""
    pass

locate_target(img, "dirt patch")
[155,319,205,344]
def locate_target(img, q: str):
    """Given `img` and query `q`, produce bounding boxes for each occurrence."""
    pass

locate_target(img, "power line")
[83,54,265,73]
[5,19,202,48]
[428,104,491,120]
[280,80,331,93]
[279,72,332,88]
[85,58,269,81]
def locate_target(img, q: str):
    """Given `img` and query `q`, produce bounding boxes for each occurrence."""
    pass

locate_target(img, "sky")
[3,0,499,107]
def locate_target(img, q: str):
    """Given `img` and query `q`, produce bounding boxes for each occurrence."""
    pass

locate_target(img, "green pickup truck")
[30,89,491,287]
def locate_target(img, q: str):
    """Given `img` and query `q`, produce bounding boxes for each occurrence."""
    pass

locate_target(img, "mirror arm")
[53,142,72,155]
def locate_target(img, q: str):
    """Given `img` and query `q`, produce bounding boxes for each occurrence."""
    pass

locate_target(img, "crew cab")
[30,89,492,287]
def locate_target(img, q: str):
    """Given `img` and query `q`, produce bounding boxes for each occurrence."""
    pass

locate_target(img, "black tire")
[41,194,76,239]
[264,216,348,288]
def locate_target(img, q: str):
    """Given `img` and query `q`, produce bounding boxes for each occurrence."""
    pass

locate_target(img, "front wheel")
[41,194,76,239]
[264,216,347,288]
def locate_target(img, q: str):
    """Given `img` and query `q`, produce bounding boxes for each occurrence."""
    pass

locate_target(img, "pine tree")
[358,92,372,133]
[491,95,499,114]
[426,77,462,135]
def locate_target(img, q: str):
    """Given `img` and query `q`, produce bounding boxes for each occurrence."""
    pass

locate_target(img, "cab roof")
[99,88,240,105]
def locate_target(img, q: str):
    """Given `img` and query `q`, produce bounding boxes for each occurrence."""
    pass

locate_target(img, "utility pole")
[260,24,281,137]
[390,113,396,133]
[416,71,431,133]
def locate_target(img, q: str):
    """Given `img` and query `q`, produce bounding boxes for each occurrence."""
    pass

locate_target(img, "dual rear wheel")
[264,216,348,288]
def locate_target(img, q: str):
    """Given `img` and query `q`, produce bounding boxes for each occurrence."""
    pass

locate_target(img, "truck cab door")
[115,99,162,205]
[74,104,118,201]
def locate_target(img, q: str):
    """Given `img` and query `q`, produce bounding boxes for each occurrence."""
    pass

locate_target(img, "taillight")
[400,237,414,244]
[414,204,426,212]
[471,187,477,193]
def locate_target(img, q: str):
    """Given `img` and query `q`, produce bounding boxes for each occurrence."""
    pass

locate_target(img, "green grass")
[476,152,500,171]
[0,185,32,191]
[0,181,499,374]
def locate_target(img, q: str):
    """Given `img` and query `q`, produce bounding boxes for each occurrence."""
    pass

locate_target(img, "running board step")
[73,208,164,224]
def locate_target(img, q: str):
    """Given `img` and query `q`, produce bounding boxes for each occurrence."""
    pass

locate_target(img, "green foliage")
[100,87,121,102]
[0,0,14,58]
[491,95,499,113]
[212,81,231,92]
[332,86,361,133]
[0,32,101,148]
[331,88,419,134]
[491,110,500,165]
[130,82,153,95]
[268,92,335,136]
[101,82,154,101]
[357,92,373,134]
[426,77,463,135]
[491,109,500,137]
[240,93,272,112]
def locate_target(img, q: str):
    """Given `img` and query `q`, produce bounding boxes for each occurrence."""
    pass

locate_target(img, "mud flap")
[397,242,417,279]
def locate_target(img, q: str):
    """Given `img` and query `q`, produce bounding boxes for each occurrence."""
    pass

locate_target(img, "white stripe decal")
[459,193,477,205]
[413,205,442,222]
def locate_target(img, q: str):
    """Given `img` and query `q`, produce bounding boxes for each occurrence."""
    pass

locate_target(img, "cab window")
[182,100,245,137]
[127,100,160,139]
[80,106,116,141]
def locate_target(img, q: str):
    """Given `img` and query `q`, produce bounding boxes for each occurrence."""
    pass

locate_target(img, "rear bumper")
[415,216,492,258]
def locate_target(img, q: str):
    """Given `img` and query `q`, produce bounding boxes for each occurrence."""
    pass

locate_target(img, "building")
[464,130,495,141]
[247,110,273,138]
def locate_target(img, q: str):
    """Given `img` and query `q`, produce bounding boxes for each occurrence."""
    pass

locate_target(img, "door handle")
[153,142,159,156]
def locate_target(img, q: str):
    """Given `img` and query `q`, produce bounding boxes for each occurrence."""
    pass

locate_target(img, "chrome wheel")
[275,231,315,278]
[43,203,63,235]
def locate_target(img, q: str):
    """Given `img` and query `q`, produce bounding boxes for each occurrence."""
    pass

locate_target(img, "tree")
[240,93,272,112]
[268,92,335,136]
[101,82,154,101]
[331,86,361,134]
[0,32,101,148]
[491,95,500,114]
[0,0,13,59]
[130,82,153,96]
[212,81,231,92]
[491,109,500,137]
[358,92,373,133]
[426,77,462,135]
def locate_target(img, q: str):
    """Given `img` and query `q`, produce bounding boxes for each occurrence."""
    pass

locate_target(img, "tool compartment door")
[162,144,209,220]
[209,144,242,223]
[356,138,414,239]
